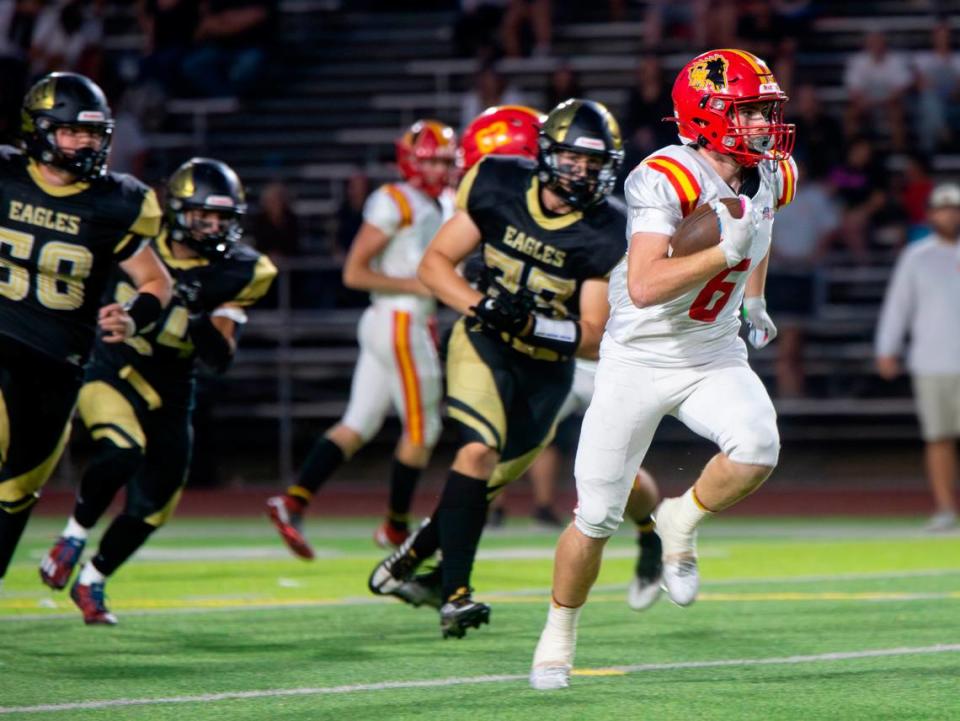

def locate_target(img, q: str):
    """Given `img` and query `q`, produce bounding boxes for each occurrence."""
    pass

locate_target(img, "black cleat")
[440,588,491,639]
[393,565,443,609]
[368,531,423,601]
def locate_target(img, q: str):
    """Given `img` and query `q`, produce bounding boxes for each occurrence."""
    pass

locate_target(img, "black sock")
[410,510,441,559]
[437,470,489,600]
[74,442,142,529]
[635,513,655,541]
[387,459,421,530]
[0,502,36,579]
[90,514,156,577]
[293,436,346,500]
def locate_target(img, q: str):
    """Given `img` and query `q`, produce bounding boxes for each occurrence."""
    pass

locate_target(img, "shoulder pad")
[640,152,702,218]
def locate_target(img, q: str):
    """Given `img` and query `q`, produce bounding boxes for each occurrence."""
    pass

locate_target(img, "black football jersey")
[0,145,161,367]
[88,229,277,404]
[456,155,626,321]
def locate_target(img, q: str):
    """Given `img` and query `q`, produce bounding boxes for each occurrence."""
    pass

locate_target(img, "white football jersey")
[362,181,443,315]
[605,144,798,367]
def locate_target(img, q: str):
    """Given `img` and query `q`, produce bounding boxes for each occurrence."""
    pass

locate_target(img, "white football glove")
[742,296,777,349]
[714,196,755,267]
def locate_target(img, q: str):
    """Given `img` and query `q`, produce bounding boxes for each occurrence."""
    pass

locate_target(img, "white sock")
[674,487,711,533]
[533,602,583,668]
[63,517,89,541]
[78,561,105,586]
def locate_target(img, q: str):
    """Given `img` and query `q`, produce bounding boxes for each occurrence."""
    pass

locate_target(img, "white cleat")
[627,574,663,611]
[530,664,571,691]
[653,497,700,607]
[924,510,958,533]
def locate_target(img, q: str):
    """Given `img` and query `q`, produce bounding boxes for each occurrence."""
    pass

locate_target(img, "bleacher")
[101,1,960,457]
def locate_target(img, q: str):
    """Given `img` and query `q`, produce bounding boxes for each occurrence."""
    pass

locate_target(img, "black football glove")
[470,292,533,337]
[174,278,205,315]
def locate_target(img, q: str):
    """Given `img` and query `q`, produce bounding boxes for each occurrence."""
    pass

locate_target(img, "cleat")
[439,589,491,639]
[530,664,571,691]
[653,497,700,606]
[373,520,409,549]
[368,530,423,600]
[70,580,117,625]
[627,529,663,611]
[924,510,957,533]
[393,566,443,609]
[39,536,86,590]
[266,495,314,560]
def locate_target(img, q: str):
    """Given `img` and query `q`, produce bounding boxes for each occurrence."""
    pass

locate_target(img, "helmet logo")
[205,195,235,208]
[77,110,105,122]
[24,79,56,111]
[169,166,195,198]
[572,136,605,151]
[475,120,511,154]
[688,55,728,93]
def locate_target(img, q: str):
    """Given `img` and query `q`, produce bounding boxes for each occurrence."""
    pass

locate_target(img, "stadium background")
[3,0,950,517]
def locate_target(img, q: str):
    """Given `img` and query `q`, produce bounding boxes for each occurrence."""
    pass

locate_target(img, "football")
[670,197,744,257]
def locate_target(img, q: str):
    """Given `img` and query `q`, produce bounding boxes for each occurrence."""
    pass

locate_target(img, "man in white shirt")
[875,182,960,532]
[844,31,911,150]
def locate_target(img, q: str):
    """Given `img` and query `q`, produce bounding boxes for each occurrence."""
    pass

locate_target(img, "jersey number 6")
[688,258,750,323]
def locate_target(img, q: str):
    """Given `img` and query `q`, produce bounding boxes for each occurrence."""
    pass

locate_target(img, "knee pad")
[725,421,780,468]
[573,491,623,539]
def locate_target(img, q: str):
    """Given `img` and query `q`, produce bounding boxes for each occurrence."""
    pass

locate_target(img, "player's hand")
[715,195,756,267]
[97,303,136,343]
[174,278,204,314]
[742,296,777,349]
[875,355,901,381]
[470,293,533,337]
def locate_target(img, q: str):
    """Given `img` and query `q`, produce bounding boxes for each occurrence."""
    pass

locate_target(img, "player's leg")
[0,350,79,586]
[656,362,779,606]
[39,381,146,590]
[625,467,663,611]
[267,309,392,557]
[531,358,665,690]
[71,405,191,625]
[375,310,444,548]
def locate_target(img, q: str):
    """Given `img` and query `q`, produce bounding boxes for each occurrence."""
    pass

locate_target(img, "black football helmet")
[537,98,624,209]
[20,72,114,180]
[165,158,247,259]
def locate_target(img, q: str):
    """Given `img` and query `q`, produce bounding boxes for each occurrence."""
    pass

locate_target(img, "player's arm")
[99,245,173,343]
[744,246,770,300]
[188,304,240,374]
[418,210,485,314]
[575,277,610,360]
[626,232,728,308]
[742,247,777,349]
[342,221,431,296]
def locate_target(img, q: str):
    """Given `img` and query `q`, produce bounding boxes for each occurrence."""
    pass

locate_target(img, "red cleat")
[70,580,118,625]
[373,521,409,549]
[39,536,86,590]
[266,495,314,560]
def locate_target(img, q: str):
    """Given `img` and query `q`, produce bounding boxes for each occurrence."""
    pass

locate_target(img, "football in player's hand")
[670,198,744,257]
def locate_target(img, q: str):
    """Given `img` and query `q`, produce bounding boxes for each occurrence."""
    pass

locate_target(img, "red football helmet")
[458,105,544,171]
[670,49,795,167]
[395,119,457,198]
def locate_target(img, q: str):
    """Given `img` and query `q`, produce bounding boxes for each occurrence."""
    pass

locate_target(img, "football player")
[370,99,627,639]
[266,120,456,557]
[531,49,798,690]
[0,72,172,589]
[38,158,277,624]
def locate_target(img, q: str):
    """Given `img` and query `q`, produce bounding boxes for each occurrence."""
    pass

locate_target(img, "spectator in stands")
[767,162,838,398]
[643,0,708,49]
[875,182,960,533]
[844,31,911,151]
[29,0,104,80]
[828,135,888,263]
[912,19,960,155]
[251,180,303,260]
[452,0,509,60]
[790,83,844,179]
[501,0,551,58]
[0,0,42,144]
[137,0,200,95]
[459,61,525,131]
[900,152,934,242]
[180,0,277,98]
[735,0,787,60]
[544,60,582,111]
[335,171,371,261]
[107,90,149,178]
[623,54,675,157]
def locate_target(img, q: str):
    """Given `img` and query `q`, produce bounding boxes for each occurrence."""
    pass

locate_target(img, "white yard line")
[1,644,958,715]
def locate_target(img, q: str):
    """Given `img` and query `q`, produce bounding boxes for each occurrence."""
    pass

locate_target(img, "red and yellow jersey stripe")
[776,157,798,209]
[392,311,424,445]
[383,184,413,228]
[643,155,702,217]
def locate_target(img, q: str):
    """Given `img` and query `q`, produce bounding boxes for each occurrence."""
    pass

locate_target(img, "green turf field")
[2,517,959,720]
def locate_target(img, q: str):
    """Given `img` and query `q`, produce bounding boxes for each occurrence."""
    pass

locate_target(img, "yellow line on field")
[2,589,958,615]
